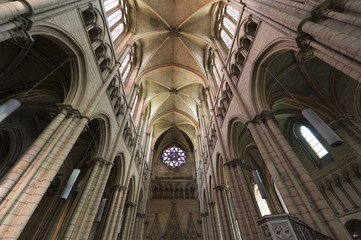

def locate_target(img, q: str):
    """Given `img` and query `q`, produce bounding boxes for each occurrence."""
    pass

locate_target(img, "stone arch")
[250,39,298,113]
[345,219,361,238]
[29,24,88,108]
[0,27,87,180]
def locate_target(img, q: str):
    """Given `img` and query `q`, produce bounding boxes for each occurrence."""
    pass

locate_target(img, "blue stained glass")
[161,146,187,168]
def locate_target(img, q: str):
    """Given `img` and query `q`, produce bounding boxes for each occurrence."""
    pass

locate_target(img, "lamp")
[0,99,21,122]
[302,108,343,147]
[266,67,343,147]
[0,58,70,123]
[60,168,80,199]
[95,198,107,222]
[252,169,268,199]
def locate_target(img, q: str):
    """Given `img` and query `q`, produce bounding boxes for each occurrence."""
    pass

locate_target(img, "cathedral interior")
[0,0,361,239]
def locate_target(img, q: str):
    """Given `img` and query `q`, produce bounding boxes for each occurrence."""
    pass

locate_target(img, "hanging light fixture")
[0,58,70,123]
[252,169,268,199]
[266,67,343,147]
[95,198,107,222]
[60,168,81,199]
[302,108,343,147]
[0,99,21,123]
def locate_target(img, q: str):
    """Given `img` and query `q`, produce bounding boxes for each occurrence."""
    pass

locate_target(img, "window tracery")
[161,146,187,168]
[104,0,128,42]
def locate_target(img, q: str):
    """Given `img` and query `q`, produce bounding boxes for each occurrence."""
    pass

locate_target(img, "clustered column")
[246,112,350,239]
[224,160,263,240]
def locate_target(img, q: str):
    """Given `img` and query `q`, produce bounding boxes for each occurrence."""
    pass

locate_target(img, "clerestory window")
[104,0,128,43]
[296,124,332,168]
[119,52,133,82]
[299,125,328,158]
[217,5,240,49]
[210,54,222,88]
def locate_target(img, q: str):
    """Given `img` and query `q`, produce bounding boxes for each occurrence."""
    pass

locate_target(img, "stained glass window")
[161,146,186,168]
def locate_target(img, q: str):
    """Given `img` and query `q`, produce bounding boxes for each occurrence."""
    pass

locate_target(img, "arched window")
[120,52,132,82]
[274,183,288,213]
[217,5,240,49]
[254,184,271,216]
[130,92,138,117]
[161,146,187,168]
[299,125,328,158]
[210,55,222,87]
[104,0,128,43]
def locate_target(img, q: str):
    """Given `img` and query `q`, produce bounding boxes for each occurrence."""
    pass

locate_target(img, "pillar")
[246,111,351,239]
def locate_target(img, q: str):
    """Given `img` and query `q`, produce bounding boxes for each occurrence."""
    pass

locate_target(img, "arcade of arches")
[0,0,361,239]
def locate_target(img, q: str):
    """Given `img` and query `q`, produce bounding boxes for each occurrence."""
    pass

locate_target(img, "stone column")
[214,184,236,240]
[64,158,113,239]
[296,36,361,83]
[101,185,127,240]
[80,160,113,238]
[0,107,69,202]
[224,159,263,240]
[331,116,361,156]
[207,200,222,240]
[101,185,121,240]
[246,112,351,239]
[120,202,137,239]
[132,213,146,240]
[0,109,88,239]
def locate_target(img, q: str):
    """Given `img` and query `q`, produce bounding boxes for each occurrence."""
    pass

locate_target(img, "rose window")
[161,146,186,168]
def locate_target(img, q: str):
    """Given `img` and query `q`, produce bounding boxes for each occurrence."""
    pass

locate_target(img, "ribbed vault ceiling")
[132,0,217,145]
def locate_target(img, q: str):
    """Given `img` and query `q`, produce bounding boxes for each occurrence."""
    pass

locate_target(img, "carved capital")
[137,213,146,218]
[296,35,315,62]
[126,201,137,207]
[311,1,332,20]
[200,212,209,217]
[88,157,112,167]
[246,111,277,126]
[225,158,242,167]
[214,184,228,191]
[207,201,215,207]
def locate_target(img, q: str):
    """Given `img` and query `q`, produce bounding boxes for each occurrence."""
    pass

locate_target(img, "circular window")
[161,146,186,168]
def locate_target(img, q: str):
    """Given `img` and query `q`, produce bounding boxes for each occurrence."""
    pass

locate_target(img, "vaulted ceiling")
[131,0,219,147]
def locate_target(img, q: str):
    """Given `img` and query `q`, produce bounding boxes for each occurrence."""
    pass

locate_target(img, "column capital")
[89,157,113,167]
[207,201,215,207]
[295,34,315,62]
[246,111,277,126]
[225,158,242,167]
[111,184,127,191]
[126,201,137,207]
[136,213,146,218]
[214,184,229,191]
[329,114,355,129]
[200,212,209,217]
[57,104,85,119]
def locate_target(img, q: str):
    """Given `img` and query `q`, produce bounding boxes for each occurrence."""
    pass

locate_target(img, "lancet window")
[299,125,328,158]
[217,5,240,49]
[104,0,129,43]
